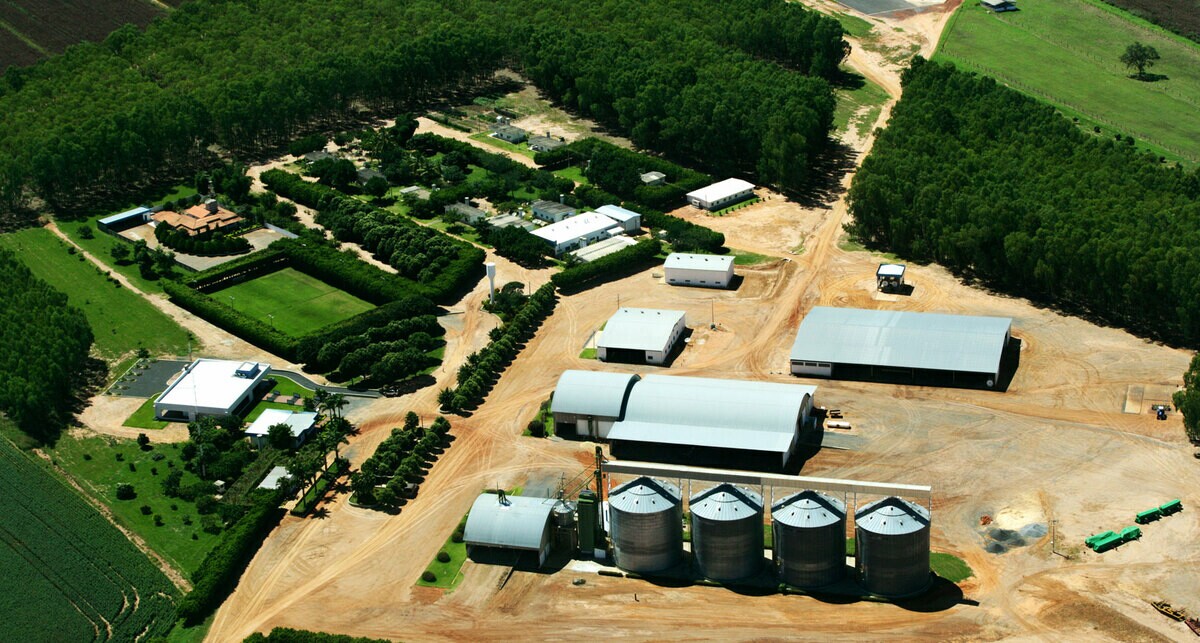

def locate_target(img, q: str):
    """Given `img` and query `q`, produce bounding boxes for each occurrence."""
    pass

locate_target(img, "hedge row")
[183,246,288,291]
[177,497,285,625]
[551,239,663,293]
[307,314,441,373]
[279,238,422,305]
[294,297,436,364]
[445,284,557,411]
[154,223,252,256]
[245,627,391,643]
[350,416,451,508]
[640,207,725,253]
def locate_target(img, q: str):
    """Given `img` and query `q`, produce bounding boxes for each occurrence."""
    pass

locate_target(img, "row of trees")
[439,284,557,412]
[0,0,845,212]
[551,238,663,292]
[349,414,451,508]
[0,248,93,438]
[153,223,251,256]
[847,58,1200,345]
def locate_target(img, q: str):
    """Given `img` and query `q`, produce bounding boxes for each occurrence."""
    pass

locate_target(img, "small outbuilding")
[595,204,642,233]
[356,168,386,185]
[244,408,319,449]
[980,0,1017,11]
[98,206,152,233]
[663,253,735,289]
[486,212,536,232]
[570,235,637,263]
[686,178,755,211]
[597,308,687,365]
[640,171,666,186]
[550,370,641,440]
[530,199,577,223]
[444,202,487,224]
[528,134,566,152]
[877,264,906,292]
[492,124,527,143]
[154,359,272,422]
[464,493,556,567]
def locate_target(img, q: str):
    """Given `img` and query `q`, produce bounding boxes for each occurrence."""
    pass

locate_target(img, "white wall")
[665,265,733,288]
[791,361,832,377]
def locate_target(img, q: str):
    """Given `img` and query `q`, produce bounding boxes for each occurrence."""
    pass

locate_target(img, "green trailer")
[1085,530,1116,549]
[1092,532,1124,553]
[1160,499,1183,516]
[1119,525,1141,541]
[1135,507,1162,524]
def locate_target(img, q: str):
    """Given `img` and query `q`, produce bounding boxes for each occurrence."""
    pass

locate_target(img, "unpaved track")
[211,5,1200,640]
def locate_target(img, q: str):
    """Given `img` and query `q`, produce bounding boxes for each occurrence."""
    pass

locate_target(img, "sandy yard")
[44,4,1183,640]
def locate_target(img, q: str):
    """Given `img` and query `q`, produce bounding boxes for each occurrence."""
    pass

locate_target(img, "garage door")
[791,361,832,377]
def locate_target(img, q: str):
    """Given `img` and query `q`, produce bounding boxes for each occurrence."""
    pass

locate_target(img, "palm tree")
[325,393,348,420]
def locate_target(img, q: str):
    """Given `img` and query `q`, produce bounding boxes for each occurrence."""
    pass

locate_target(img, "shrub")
[201,514,223,535]
[551,239,662,293]
[128,462,136,472]
[451,530,464,544]
[177,501,284,624]
[421,571,437,583]
[436,550,451,563]
[137,433,150,449]
[154,515,164,527]
[115,484,135,500]
[195,494,218,515]
[140,505,153,515]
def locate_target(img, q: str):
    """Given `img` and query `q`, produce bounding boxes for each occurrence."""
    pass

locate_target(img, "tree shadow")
[786,140,860,209]
[1131,72,1169,82]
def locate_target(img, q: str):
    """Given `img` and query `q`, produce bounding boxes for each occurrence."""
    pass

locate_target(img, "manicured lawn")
[832,11,874,39]
[47,434,222,577]
[0,228,192,360]
[264,377,314,399]
[215,267,374,336]
[552,165,589,185]
[931,552,974,583]
[418,516,469,590]
[468,131,536,158]
[936,0,1200,162]
[579,347,597,359]
[124,394,172,430]
[729,249,778,266]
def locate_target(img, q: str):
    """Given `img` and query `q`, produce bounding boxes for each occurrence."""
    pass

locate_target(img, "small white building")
[686,178,755,210]
[257,466,294,491]
[640,171,666,186]
[530,212,622,256]
[492,124,527,143]
[570,235,637,263]
[877,263,906,292]
[598,308,687,365]
[530,200,577,223]
[664,253,735,289]
[595,204,642,233]
[244,408,319,449]
[154,359,271,422]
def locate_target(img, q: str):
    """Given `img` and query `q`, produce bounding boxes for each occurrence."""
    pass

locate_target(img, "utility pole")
[1050,518,1058,556]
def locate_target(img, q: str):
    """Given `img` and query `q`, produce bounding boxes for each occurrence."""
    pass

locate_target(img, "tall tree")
[1120,42,1161,79]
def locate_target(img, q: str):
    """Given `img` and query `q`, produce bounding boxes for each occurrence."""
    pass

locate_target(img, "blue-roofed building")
[97,206,152,233]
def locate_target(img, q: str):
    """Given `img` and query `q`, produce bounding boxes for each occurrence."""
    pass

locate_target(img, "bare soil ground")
[195,7,1199,639]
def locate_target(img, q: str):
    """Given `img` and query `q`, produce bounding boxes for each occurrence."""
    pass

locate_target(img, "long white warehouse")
[531,212,622,256]
[663,253,735,288]
[686,178,755,210]
[597,308,687,365]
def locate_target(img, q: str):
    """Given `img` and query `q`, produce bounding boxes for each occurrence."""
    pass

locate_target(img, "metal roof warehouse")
[463,494,557,566]
[596,308,687,365]
[789,306,1013,388]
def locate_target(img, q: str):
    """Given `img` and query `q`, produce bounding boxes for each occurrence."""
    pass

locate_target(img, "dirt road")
[208,5,1200,641]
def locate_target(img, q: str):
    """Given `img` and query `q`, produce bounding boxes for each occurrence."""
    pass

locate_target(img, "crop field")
[1100,0,1200,43]
[936,0,1200,162]
[214,267,374,337]
[0,429,178,642]
[0,228,191,360]
[47,433,222,576]
[0,0,163,69]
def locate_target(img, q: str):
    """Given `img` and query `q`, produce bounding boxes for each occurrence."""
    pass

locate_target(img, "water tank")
[689,484,764,581]
[609,476,683,573]
[772,490,846,588]
[855,496,931,597]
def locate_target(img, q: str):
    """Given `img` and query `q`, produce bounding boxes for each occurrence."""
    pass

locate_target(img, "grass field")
[0,228,191,360]
[0,426,179,641]
[215,268,374,336]
[935,0,1200,162]
[930,552,974,583]
[418,516,469,590]
[46,433,223,577]
[552,165,589,185]
[833,73,890,140]
[125,394,172,430]
[729,249,778,266]
[468,132,536,158]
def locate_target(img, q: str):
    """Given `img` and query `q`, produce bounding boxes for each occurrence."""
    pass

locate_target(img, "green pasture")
[214,267,374,336]
[936,0,1200,162]
[0,228,191,360]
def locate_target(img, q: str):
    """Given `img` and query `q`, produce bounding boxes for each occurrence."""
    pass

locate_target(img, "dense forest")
[0,0,845,213]
[848,58,1200,345]
[0,248,93,438]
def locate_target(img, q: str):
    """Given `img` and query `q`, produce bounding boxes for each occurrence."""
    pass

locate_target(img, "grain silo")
[689,483,764,581]
[772,490,847,588]
[854,496,931,597]
[609,476,684,573]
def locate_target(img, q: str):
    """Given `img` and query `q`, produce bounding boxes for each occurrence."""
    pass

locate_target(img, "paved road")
[271,370,381,398]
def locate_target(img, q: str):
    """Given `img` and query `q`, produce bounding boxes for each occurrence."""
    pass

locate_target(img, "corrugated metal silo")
[689,483,764,581]
[772,489,847,588]
[609,476,683,572]
[854,496,931,597]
